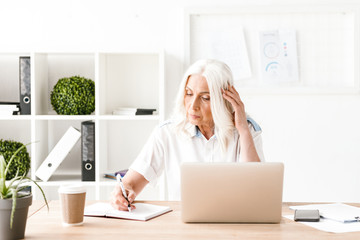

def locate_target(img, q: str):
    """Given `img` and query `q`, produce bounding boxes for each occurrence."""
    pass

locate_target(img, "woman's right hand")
[110,184,137,211]
[109,169,149,211]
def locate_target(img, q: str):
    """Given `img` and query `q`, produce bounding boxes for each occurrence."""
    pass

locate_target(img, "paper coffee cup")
[58,184,86,226]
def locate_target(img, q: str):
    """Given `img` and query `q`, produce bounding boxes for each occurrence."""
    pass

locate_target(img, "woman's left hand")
[222,85,248,133]
[222,85,260,162]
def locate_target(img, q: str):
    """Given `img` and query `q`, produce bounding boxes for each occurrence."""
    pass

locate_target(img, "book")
[0,110,19,116]
[0,103,19,109]
[0,102,20,115]
[104,169,128,180]
[112,107,156,116]
[84,202,172,221]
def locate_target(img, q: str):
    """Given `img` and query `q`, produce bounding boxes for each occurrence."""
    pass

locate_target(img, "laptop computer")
[181,162,284,223]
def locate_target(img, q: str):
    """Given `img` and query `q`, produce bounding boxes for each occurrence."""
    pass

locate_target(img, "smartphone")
[294,209,320,222]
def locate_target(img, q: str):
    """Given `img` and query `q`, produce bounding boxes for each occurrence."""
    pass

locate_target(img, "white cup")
[58,184,87,226]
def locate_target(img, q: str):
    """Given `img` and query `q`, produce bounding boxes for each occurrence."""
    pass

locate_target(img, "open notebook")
[84,203,172,221]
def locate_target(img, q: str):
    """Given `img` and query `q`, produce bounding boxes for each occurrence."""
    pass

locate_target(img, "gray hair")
[172,59,235,152]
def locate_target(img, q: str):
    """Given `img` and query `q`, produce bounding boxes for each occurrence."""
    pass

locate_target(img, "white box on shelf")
[35,126,81,182]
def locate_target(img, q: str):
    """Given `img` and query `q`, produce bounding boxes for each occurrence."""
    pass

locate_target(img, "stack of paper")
[285,203,360,233]
[290,203,360,223]
[0,102,20,115]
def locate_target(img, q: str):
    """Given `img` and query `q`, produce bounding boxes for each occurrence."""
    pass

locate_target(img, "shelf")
[98,120,158,175]
[98,53,161,115]
[32,183,97,200]
[1,51,165,201]
[0,115,32,120]
[98,179,117,186]
[98,115,160,120]
[0,53,31,103]
[34,115,97,121]
[36,174,82,186]
[34,53,95,115]
[0,120,31,143]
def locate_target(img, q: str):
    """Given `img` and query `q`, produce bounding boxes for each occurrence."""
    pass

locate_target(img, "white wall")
[1,0,360,202]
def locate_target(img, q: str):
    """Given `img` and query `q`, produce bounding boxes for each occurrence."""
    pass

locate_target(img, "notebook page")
[106,203,171,221]
[85,202,171,221]
[84,202,114,217]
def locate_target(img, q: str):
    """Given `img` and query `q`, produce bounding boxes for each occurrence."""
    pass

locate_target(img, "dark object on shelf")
[0,140,30,180]
[0,102,20,115]
[136,108,156,115]
[112,108,156,115]
[19,56,31,115]
[104,169,128,180]
[115,169,128,177]
[81,121,95,181]
[50,76,95,115]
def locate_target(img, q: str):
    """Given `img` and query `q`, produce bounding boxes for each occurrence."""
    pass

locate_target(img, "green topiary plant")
[0,140,30,181]
[50,75,95,115]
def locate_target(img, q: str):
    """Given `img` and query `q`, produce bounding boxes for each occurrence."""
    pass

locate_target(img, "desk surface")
[25,201,360,240]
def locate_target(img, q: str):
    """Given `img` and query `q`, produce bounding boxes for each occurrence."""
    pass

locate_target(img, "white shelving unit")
[0,50,165,201]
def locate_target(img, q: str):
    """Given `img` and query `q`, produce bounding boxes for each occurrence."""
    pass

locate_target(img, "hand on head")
[110,184,136,211]
[221,85,248,133]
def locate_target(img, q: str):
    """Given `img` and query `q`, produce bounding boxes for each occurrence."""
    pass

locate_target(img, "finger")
[127,191,136,203]
[223,89,240,106]
[111,186,125,199]
[222,91,239,107]
[230,86,243,102]
[224,85,239,98]
[111,195,136,211]
[110,186,131,210]
[224,87,243,106]
[226,85,240,97]
[229,85,239,95]
[110,197,128,211]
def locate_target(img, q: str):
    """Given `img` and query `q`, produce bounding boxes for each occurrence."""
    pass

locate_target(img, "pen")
[116,173,131,212]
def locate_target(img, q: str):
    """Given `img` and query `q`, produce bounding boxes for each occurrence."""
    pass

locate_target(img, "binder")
[35,126,81,182]
[81,121,95,181]
[19,56,31,115]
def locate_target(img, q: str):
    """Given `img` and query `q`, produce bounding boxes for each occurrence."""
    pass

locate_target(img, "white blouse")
[130,120,265,200]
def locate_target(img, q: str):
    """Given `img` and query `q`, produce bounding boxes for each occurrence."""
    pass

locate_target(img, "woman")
[111,59,264,211]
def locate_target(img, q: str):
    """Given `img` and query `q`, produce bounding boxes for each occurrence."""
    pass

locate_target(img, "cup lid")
[58,184,86,194]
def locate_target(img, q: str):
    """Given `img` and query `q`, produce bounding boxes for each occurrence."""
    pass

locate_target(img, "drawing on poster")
[259,29,299,83]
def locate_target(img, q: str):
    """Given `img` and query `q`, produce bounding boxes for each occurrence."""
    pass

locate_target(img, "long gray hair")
[172,59,235,153]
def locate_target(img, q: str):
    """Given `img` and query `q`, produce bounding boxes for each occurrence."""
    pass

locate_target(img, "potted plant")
[0,143,48,240]
[50,75,95,115]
